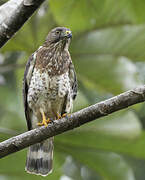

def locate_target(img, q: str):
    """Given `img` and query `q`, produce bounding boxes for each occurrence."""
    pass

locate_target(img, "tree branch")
[0,86,145,158]
[0,0,45,48]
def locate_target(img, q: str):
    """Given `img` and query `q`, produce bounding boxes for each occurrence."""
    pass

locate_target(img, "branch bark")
[0,86,145,158]
[0,0,45,48]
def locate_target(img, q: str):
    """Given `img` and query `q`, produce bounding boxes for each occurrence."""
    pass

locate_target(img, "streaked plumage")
[23,27,77,176]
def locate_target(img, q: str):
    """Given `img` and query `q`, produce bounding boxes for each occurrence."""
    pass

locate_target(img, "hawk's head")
[45,27,72,46]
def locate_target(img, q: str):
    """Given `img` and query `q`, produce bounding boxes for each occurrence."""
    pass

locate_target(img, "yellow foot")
[57,113,70,120]
[37,111,51,127]
[62,113,67,117]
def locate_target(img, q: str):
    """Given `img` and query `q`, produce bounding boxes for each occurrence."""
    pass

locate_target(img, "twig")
[0,86,145,158]
[0,0,45,48]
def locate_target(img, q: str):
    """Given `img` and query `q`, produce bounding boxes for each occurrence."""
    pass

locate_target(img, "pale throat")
[54,38,70,52]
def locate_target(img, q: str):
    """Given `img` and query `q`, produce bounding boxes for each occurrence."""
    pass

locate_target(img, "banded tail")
[25,138,53,176]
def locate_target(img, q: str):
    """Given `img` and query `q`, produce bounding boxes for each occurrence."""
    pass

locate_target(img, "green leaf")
[55,110,145,160]
[56,130,145,160]
[70,25,145,94]
[57,145,135,180]
[49,0,133,32]
[73,55,141,94]
[128,0,145,23]
[71,25,145,61]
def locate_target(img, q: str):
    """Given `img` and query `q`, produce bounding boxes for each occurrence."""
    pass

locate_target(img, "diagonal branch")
[0,0,45,48]
[0,86,145,158]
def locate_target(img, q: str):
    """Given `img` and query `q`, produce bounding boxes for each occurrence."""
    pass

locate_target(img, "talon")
[62,113,67,117]
[37,110,50,127]
[57,112,70,120]
[46,118,51,123]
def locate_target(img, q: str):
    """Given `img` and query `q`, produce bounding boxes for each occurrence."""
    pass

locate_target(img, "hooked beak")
[64,30,72,38]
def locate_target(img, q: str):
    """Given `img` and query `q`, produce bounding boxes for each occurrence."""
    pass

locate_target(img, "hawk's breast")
[27,68,70,110]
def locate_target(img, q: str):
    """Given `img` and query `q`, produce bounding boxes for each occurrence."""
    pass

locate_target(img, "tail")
[25,138,53,176]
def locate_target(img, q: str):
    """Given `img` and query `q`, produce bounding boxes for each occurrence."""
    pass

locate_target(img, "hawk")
[23,27,77,176]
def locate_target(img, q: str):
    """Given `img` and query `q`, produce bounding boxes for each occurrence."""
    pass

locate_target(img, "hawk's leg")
[37,110,51,127]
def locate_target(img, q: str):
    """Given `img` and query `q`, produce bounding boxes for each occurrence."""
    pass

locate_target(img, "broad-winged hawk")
[23,27,77,176]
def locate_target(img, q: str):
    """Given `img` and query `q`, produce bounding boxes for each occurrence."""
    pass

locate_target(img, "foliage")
[1,0,145,179]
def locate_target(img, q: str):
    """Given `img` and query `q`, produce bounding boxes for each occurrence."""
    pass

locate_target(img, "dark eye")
[56,31,60,35]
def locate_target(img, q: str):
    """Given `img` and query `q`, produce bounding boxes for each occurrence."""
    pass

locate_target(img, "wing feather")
[23,52,37,130]
[69,62,78,100]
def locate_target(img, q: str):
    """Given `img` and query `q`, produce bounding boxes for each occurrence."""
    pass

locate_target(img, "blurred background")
[1,0,145,179]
